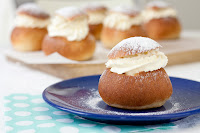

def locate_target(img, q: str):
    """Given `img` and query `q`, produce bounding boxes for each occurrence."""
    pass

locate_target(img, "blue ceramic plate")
[43,75,200,124]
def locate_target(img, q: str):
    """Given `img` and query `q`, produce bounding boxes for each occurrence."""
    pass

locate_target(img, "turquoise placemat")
[4,94,176,133]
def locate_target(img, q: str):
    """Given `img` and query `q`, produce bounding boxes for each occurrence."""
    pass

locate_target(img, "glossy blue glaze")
[43,75,200,124]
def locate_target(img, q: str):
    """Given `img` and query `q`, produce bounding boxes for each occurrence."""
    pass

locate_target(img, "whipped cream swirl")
[88,11,106,25]
[142,8,177,23]
[106,49,168,75]
[103,12,143,31]
[48,15,89,41]
[15,14,50,28]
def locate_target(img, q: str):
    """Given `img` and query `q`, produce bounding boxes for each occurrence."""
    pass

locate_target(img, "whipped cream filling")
[15,14,50,28]
[103,13,142,31]
[48,15,89,41]
[142,8,177,23]
[106,49,168,75]
[88,11,106,25]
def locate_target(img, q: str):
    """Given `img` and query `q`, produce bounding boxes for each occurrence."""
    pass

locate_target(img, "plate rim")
[42,75,200,121]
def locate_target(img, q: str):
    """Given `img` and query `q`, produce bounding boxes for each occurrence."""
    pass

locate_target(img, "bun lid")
[17,3,50,19]
[108,37,160,59]
[55,7,87,20]
[146,1,170,10]
[83,3,107,12]
[109,5,140,17]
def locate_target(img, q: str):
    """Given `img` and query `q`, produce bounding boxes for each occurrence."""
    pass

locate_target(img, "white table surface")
[0,49,200,133]
[0,54,200,133]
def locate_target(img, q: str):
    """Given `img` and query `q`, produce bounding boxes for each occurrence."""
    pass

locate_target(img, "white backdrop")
[0,0,200,47]
[0,0,15,48]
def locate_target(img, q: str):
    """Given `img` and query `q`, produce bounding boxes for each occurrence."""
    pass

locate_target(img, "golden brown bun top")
[108,37,160,59]
[17,3,50,19]
[55,7,88,21]
[109,5,140,17]
[146,1,171,10]
[83,3,107,12]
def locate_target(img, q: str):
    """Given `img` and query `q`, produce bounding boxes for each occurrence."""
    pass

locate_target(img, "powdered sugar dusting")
[108,37,161,58]
[17,3,49,17]
[87,91,102,109]
[83,89,181,116]
[110,5,140,16]
[56,7,86,19]
[147,1,170,8]
[83,3,107,11]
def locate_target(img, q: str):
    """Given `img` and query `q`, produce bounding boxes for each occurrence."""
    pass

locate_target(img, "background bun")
[42,34,96,61]
[11,27,47,51]
[144,17,181,40]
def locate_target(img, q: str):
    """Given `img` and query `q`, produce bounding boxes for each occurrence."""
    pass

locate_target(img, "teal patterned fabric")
[4,94,175,133]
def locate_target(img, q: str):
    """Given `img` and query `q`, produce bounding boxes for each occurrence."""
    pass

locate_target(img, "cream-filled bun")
[101,5,146,49]
[42,7,96,61]
[11,3,50,51]
[98,37,172,110]
[142,1,181,40]
[83,4,107,40]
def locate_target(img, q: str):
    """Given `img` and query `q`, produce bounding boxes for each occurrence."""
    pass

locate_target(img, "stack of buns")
[11,2,175,110]
[10,1,182,61]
